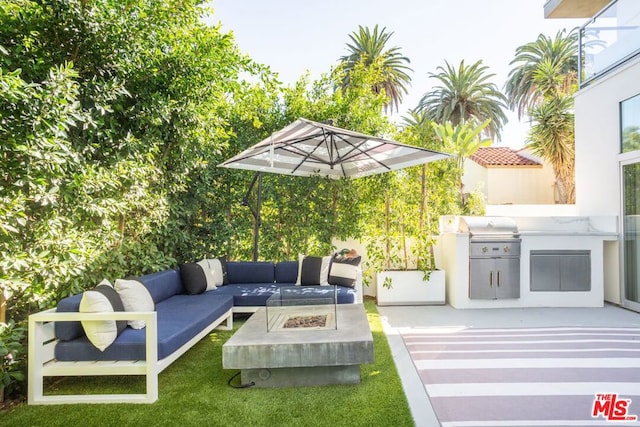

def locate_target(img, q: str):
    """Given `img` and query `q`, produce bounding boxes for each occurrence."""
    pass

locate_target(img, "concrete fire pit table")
[222,290,373,388]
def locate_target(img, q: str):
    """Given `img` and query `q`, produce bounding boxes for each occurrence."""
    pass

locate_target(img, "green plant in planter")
[0,321,27,399]
[363,167,440,289]
[362,113,487,289]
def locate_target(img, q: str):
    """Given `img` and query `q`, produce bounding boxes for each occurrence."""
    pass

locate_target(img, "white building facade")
[546,0,640,312]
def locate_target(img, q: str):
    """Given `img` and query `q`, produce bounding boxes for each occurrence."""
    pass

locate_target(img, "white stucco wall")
[574,57,640,216]
[574,56,640,305]
[462,160,488,200]
[463,159,556,205]
[487,167,556,205]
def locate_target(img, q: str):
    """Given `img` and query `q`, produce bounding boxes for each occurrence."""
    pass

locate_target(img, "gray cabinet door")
[560,254,591,291]
[470,258,520,299]
[530,254,560,291]
[495,258,521,299]
[530,251,591,292]
[469,259,496,299]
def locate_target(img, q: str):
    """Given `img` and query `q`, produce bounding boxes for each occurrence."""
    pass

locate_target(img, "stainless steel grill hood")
[458,216,520,240]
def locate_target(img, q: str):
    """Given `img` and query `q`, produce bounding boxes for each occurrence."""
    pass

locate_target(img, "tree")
[432,120,492,208]
[247,62,393,262]
[504,29,578,119]
[528,95,575,204]
[337,25,412,114]
[505,29,578,203]
[433,120,492,170]
[0,0,271,321]
[418,60,508,141]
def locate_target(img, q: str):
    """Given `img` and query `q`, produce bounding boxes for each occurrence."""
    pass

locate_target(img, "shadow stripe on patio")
[401,327,640,427]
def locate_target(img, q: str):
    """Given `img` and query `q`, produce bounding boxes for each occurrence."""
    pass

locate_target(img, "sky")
[209,0,585,147]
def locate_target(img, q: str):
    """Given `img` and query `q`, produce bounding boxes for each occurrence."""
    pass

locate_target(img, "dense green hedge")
[0,1,397,322]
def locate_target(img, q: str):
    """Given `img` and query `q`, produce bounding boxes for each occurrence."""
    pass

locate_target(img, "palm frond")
[337,24,413,113]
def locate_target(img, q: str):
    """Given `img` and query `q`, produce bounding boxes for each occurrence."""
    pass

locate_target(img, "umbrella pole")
[243,172,262,261]
[254,173,262,261]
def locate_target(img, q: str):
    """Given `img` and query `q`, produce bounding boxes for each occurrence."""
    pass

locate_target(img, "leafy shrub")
[0,321,27,398]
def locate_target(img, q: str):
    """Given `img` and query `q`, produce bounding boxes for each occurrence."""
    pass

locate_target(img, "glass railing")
[580,0,640,87]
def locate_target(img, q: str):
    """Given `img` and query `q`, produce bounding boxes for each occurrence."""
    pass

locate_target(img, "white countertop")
[519,231,618,238]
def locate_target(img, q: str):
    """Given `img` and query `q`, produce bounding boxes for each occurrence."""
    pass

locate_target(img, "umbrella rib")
[322,129,348,177]
[226,135,329,167]
[290,137,326,175]
[331,134,392,172]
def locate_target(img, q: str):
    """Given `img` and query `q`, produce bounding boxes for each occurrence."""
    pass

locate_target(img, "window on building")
[621,93,640,153]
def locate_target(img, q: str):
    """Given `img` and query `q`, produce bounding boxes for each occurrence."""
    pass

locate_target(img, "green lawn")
[2,300,414,426]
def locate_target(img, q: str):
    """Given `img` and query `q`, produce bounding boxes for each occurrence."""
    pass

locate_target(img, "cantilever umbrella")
[219,118,451,260]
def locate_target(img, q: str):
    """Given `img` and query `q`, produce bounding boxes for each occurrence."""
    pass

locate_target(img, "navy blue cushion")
[55,293,233,361]
[212,283,282,306]
[226,262,275,284]
[136,269,183,304]
[55,294,84,341]
[336,286,356,304]
[212,283,356,306]
[275,261,298,283]
[55,270,183,341]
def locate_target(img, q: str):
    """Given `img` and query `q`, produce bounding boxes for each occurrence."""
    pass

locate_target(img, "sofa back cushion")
[54,270,182,341]
[55,293,84,341]
[137,269,183,303]
[275,261,298,284]
[226,262,275,284]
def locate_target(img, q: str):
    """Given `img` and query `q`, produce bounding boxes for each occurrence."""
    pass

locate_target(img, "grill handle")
[489,271,493,287]
[497,271,501,287]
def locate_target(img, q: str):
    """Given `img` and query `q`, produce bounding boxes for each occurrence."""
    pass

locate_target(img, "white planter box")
[376,270,445,306]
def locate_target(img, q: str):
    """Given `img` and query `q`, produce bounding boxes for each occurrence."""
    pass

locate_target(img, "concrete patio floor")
[377,303,640,427]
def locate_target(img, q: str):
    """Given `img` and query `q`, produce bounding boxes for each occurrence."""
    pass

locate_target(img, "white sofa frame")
[28,308,233,404]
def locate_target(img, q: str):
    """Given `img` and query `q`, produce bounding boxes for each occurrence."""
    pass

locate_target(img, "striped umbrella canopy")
[219,118,450,178]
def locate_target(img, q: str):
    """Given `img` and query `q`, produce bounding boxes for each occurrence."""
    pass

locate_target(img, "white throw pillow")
[80,279,126,351]
[197,259,218,290]
[114,278,155,329]
[203,258,225,287]
[296,253,305,285]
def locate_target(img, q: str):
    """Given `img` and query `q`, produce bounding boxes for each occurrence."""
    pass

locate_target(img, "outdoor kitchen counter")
[519,231,617,238]
[440,229,617,309]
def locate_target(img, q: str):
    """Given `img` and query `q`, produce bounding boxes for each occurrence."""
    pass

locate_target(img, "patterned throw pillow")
[296,254,331,286]
[79,280,127,351]
[197,259,218,291]
[328,254,362,288]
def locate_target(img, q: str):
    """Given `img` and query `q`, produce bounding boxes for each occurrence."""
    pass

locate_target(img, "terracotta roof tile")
[470,147,540,167]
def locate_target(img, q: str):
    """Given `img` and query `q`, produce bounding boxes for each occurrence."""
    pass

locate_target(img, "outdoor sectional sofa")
[28,259,362,404]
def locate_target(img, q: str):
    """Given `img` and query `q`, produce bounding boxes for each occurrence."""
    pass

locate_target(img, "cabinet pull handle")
[489,271,493,287]
[497,271,501,287]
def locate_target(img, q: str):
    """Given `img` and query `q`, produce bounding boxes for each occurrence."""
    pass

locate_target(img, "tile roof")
[470,147,540,167]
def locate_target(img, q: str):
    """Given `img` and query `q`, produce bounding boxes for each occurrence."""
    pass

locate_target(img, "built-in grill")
[458,216,521,299]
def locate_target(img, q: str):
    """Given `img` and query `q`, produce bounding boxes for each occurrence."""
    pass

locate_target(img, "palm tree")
[505,29,578,203]
[529,95,575,204]
[504,29,578,119]
[338,25,412,113]
[418,60,508,141]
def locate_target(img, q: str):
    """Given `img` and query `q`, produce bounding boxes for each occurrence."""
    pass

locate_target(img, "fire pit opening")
[283,315,327,329]
[268,310,336,332]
